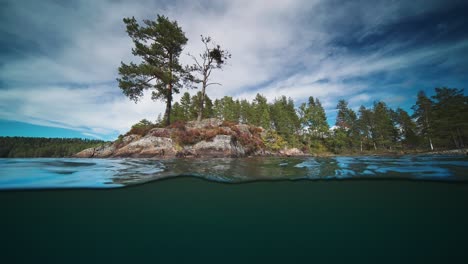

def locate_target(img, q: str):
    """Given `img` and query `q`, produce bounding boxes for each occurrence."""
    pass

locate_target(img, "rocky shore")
[75,118,306,158]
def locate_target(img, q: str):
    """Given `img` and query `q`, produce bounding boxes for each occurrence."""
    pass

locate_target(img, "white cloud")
[0,0,466,138]
[0,85,164,139]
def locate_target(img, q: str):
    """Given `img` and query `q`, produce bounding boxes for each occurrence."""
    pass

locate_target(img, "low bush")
[126,119,156,136]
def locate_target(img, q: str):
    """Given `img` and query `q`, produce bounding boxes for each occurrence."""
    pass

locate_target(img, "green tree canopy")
[117,15,188,126]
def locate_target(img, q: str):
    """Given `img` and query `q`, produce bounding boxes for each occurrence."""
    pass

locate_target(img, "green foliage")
[213,96,241,122]
[126,119,157,136]
[395,108,420,149]
[0,137,106,158]
[117,15,188,126]
[299,96,329,152]
[252,94,271,129]
[134,84,466,153]
[270,96,300,147]
[261,130,287,151]
[412,91,435,150]
[430,87,468,149]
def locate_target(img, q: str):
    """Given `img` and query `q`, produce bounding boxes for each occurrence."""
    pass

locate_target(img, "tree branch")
[188,53,202,69]
[206,82,222,87]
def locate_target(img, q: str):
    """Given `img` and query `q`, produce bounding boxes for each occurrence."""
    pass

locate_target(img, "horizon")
[1,0,467,141]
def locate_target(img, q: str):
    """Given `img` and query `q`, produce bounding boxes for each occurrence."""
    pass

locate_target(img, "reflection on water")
[0,155,467,189]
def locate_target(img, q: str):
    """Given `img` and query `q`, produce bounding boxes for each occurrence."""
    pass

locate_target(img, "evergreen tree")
[335,100,359,151]
[395,108,419,149]
[239,99,253,124]
[357,106,375,151]
[412,91,435,150]
[117,15,188,126]
[170,102,185,122]
[431,87,467,148]
[252,94,271,129]
[372,101,398,150]
[190,91,214,120]
[303,97,329,138]
[213,96,240,122]
[180,92,192,121]
[270,96,300,146]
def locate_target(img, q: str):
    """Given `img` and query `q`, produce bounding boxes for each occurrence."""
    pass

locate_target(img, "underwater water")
[1,155,468,263]
[1,155,467,189]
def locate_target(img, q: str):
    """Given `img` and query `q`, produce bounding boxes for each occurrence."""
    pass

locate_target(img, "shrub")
[201,129,218,141]
[221,120,237,127]
[168,120,186,130]
[261,130,287,151]
[173,129,202,145]
[126,119,156,136]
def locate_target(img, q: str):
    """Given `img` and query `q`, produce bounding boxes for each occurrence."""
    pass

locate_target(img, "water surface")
[1,155,467,189]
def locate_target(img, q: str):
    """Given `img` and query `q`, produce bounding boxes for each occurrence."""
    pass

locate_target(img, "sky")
[0,0,467,140]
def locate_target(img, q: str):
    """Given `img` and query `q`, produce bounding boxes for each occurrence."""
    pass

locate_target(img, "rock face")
[113,136,175,157]
[279,148,305,157]
[75,143,115,158]
[74,118,307,158]
[192,135,245,158]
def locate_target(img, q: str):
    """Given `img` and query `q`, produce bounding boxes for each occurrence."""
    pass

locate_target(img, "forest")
[140,87,467,154]
[0,137,106,158]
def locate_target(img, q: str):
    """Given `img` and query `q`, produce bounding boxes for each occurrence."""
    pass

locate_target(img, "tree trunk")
[164,83,172,126]
[197,82,206,122]
[452,132,459,149]
[429,137,434,151]
[165,54,173,126]
[457,127,464,148]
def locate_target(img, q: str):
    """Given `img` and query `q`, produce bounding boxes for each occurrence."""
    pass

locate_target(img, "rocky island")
[75,118,305,159]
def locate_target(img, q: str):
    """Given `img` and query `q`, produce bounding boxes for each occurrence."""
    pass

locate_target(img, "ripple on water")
[0,155,467,189]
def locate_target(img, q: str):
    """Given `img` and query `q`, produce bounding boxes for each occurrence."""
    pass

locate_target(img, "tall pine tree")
[117,15,188,126]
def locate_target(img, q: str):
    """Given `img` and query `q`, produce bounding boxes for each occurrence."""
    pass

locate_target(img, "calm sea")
[1,155,468,263]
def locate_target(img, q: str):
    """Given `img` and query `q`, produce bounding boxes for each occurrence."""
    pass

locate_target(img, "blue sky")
[0,0,467,140]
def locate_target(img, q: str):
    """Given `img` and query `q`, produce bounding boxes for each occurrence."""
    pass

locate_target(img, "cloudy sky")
[1,0,467,140]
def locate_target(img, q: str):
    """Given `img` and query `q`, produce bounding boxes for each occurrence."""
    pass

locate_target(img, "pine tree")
[180,92,192,121]
[117,15,188,126]
[412,91,434,150]
[395,108,419,149]
[252,94,271,129]
[270,96,300,146]
[431,87,467,148]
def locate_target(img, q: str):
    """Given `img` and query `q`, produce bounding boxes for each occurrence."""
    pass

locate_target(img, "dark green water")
[1,178,468,263]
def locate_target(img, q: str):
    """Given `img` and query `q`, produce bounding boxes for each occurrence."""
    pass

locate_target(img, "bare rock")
[74,143,115,158]
[279,148,304,157]
[113,136,175,157]
[187,118,223,129]
[147,128,172,138]
[74,147,95,158]
[93,144,116,157]
[192,135,246,157]
[122,134,141,145]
